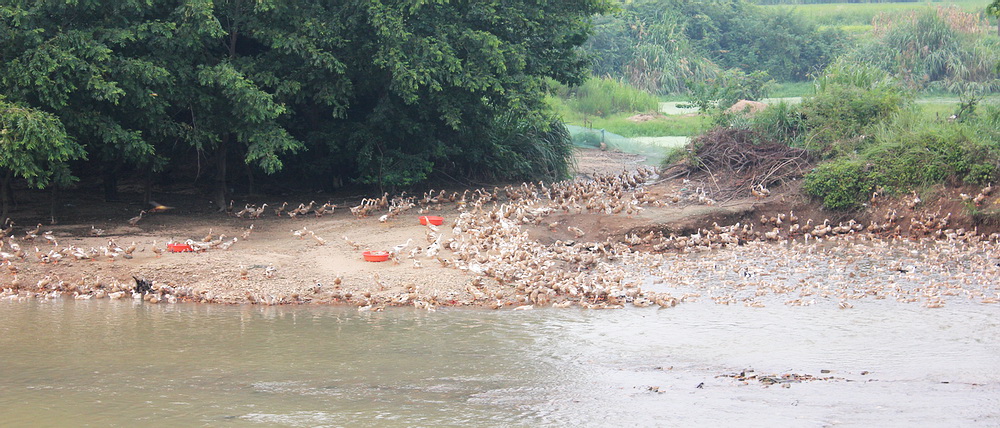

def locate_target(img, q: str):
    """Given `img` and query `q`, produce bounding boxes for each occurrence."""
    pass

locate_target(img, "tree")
[282,0,613,188]
[0,2,175,203]
[0,0,611,218]
[0,99,85,220]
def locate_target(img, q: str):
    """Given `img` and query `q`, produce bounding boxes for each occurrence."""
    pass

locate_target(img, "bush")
[866,121,976,189]
[803,111,1000,210]
[972,102,1000,148]
[799,62,911,157]
[582,0,846,94]
[803,157,871,211]
[813,57,899,93]
[751,101,807,146]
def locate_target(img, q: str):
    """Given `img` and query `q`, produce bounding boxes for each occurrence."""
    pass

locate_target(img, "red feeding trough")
[168,243,193,253]
[363,250,390,262]
[419,215,444,226]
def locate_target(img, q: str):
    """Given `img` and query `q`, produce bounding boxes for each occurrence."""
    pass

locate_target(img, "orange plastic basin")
[363,250,390,262]
[419,216,444,226]
[168,243,193,253]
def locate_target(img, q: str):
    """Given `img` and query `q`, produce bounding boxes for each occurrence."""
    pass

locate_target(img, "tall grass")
[770,81,816,97]
[565,77,660,117]
[813,57,899,92]
[847,7,1000,92]
[482,112,574,181]
[803,108,998,209]
[624,44,721,94]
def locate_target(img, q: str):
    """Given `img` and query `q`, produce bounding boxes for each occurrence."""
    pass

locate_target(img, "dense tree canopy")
[0,0,611,214]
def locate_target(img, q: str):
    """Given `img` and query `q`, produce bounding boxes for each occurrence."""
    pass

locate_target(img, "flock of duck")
[1,167,998,310]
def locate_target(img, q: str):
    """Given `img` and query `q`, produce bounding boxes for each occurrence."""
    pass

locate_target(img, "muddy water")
[1,296,998,426]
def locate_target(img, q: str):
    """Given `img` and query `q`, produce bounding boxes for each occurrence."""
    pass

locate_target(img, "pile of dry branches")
[667,127,812,199]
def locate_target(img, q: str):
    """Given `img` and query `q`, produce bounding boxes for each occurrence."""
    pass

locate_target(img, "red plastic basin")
[419,216,444,226]
[363,250,390,262]
[168,243,193,253]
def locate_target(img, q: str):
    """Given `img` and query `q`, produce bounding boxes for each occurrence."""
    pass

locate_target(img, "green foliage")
[673,1,847,82]
[0,98,85,187]
[685,68,774,112]
[585,9,720,94]
[865,117,978,188]
[548,92,709,137]
[813,58,900,92]
[588,114,708,138]
[983,0,999,36]
[660,146,690,168]
[803,157,870,211]
[799,61,910,156]
[582,0,845,94]
[0,0,613,199]
[973,102,1000,146]
[766,1,986,28]
[751,101,807,145]
[770,81,815,98]
[565,77,660,117]
[804,108,1000,210]
[469,112,574,182]
[845,7,1000,92]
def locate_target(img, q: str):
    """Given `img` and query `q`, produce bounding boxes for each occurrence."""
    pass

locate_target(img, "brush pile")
[668,127,812,199]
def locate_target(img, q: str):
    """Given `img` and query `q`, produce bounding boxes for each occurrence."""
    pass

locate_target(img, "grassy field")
[767,0,989,28]
[563,111,710,138]
[548,94,710,137]
[555,92,1000,139]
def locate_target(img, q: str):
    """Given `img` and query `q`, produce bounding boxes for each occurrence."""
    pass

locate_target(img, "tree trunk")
[103,166,119,202]
[143,166,153,206]
[1,169,11,223]
[49,184,59,225]
[244,158,255,196]
[214,134,230,211]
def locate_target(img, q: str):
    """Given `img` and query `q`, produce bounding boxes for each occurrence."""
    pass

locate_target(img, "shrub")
[481,113,574,182]
[582,0,846,94]
[865,121,975,189]
[799,62,910,157]
[813,57,899,93]
[751,101,807,146]
[803,110,1000,210]
[803,157,871,211]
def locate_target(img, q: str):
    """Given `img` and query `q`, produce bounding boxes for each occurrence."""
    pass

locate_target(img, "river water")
[1,294,997,427]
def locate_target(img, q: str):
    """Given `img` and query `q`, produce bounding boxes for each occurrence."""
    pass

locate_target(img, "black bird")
[133,276,153,294]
